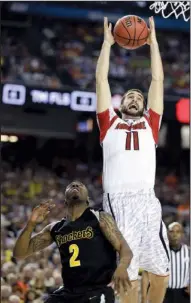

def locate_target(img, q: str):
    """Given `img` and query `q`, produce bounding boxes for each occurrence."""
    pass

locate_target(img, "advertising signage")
[1,83,97,112]
[0,83,124,112]
[0,83,189,123]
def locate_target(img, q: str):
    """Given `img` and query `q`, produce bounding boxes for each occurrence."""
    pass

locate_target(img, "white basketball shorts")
[103,190,170,281]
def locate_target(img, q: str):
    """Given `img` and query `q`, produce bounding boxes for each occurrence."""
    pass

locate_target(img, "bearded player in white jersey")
[96,17,170,303]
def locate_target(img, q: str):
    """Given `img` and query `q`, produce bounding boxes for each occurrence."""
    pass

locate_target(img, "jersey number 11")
[125,132,139,150]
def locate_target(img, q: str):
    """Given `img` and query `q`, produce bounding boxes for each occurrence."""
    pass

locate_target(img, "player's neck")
[122,113,140,120]
[68,204,89,221]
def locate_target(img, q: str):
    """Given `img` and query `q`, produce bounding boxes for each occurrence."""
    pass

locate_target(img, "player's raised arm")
[99,212,133,294]
[13,200,55,259]
[147,16,164,115]
[96,17,115,113]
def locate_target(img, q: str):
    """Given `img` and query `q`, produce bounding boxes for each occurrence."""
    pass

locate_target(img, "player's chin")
[71,194,80,200]
[71,194,86,205]
[66,193,79,203]
[126,109,143,117]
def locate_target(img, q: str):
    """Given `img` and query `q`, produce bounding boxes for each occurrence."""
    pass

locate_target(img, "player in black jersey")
[13,181,133,303]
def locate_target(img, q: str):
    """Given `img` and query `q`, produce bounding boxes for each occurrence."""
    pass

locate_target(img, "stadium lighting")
[9,136,18,143]
[1,135,9,142]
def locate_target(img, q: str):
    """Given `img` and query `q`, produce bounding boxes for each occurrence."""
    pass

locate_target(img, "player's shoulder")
[91,209,114,222]
[143,109,150,118]
[89,208,101,221]
[49,218,66,233]
[142,109,151,122]
[89,208,112,221]
[142,109,154,127]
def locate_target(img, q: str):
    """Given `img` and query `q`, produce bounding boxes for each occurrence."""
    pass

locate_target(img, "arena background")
[1,1,190,303]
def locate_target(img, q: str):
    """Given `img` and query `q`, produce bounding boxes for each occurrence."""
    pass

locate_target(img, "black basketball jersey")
[50,208,117,292]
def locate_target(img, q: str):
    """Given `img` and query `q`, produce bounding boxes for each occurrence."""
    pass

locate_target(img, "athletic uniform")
[97,106,170,280]
[45,208,116,303]
[163,244,190,303]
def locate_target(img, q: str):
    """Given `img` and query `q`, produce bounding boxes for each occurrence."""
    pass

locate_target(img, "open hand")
[104,17,115,46]
[147,16,157,45]
[108,264,132,296]
[29,200,55,224]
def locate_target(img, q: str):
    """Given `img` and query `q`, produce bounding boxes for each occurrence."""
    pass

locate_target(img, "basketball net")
[149,1,190,22]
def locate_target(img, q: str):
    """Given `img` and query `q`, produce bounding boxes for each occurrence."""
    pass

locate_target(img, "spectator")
[1,285,12,303]
[8,295,20,303]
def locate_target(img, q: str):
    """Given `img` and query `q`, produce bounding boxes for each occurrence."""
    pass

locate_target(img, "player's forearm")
[150,42,164,81]
[148,42,164,114]
[96,42,112,112]
[96,41,111,81]
[118,241,133,269]
[13,221,36,259]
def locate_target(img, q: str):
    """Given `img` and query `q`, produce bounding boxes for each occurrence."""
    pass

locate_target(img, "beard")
[121,105,144,117]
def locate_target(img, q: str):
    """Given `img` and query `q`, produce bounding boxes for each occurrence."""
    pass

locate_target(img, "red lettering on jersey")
[125,132,140,150]
[115,123,131,131]
[133,131,139,150]
[133,122,146,130]
[115,121,146,131]
[125,132,131,150]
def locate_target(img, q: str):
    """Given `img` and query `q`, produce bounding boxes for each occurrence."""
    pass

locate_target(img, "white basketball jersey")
[97,107,162,193]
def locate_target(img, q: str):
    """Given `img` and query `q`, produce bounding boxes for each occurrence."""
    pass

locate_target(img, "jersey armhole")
[50,220,63,238]
[144,109,162,145]
[90,209,100,221]
[97,107,119,143]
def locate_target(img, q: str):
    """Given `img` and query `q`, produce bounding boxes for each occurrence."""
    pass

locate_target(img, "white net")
[149,1,190,22]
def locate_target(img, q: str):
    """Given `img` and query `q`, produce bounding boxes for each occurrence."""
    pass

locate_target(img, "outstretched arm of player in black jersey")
[99,212,133,294]
[13,200,55,259]
[147,17,164,115]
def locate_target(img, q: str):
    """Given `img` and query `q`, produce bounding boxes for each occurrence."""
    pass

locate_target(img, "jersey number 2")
[125,132,139,150]
[69,244,81,267]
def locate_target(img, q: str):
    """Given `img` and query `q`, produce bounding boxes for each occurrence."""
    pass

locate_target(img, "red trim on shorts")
[97,109,118,142]
[144,109,161,144]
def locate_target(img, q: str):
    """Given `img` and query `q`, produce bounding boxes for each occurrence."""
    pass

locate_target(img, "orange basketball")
[114,15,149,50]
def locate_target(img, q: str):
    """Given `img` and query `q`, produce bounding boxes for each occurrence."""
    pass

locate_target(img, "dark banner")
[0,83,190,122]
[0,83,97,112]
[7,2,190,31]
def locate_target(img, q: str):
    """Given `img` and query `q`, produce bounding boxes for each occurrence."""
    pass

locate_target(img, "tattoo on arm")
[99,212,133,267]
[99,212,123,251]
[31,232,52,253]
[29,225,54,254]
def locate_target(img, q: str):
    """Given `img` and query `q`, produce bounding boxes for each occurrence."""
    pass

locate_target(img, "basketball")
[114,15,149,50]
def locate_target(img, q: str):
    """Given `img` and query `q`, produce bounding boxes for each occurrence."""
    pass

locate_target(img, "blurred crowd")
[1,27,62,89]
[2,18,189,94]
[1,158,189,302]
[1,9,190,303]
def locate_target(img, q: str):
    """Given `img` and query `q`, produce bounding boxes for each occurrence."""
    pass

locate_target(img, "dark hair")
[121,89,146,108]
[127,89,144,95]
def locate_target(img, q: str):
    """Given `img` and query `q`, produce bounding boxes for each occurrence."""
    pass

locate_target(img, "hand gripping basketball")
[29,200,56,224]
[104,17,115,46]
